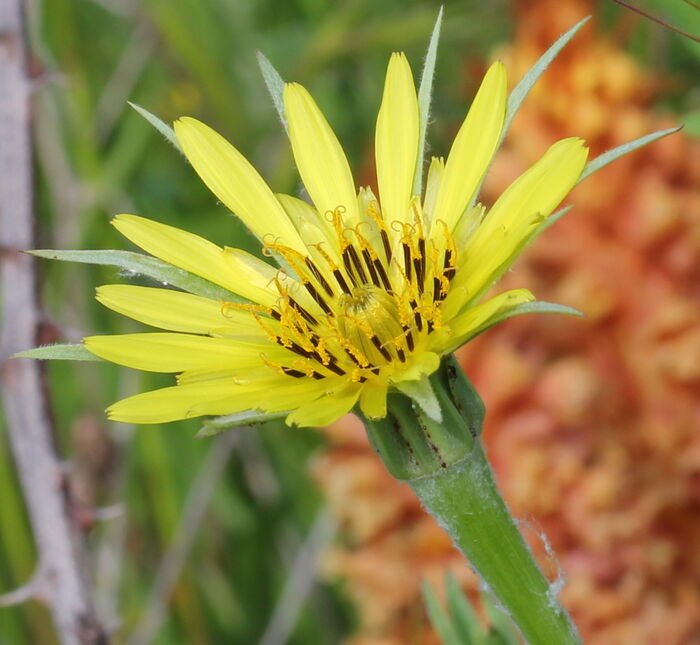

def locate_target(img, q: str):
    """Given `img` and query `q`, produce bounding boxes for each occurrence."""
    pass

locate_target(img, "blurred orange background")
[314,1,700,643]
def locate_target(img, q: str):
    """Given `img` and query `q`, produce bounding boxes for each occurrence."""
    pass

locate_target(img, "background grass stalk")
[361,357,582,645]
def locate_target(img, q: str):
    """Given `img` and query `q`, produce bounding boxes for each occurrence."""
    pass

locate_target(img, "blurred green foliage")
[0,0,696,643]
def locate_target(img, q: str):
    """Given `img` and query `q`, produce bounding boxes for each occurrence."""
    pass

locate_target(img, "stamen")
[332,268,352,294]
[341,248,359,287]
[303,281,332,314]
[373,259,392,292]
[305,257,334,297]
[324,361,347,376]
[287,296,318,326]
[403,242,412,283]
[370,335,392,362]
[362,249,380,287]
[403,326,415,351]
[282,367,306,378]
[380,230,392,263]
[346,244,368,284]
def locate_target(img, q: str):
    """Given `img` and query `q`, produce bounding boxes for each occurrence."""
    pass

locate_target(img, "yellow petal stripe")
[174,117,307,254]
[375,52,419,225]
[430,61,507,234]
[284,83,360,226]
[96,285,263,336]
[84,333,286,372]
[113,214,279,306]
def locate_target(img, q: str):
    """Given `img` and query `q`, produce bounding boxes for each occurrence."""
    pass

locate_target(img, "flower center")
[338,285,405,366]
[242,200,458,382]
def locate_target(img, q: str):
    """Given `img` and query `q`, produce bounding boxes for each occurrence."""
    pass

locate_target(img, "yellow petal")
[286,384,361,427]
[438,289,534,352]
[96,285,263,335]
[359,381,388,419]
[375,53,419,225]
[391,351,440,383]
[107,378,246,424]
[113,214,279,306]
[276,193,337,253]
[431,61,507,234]
[458,137,588,296]
[174,117,306,254]
[284,83,359,226]
[84,333,284,372]
[220,247,283,307]
[422,156,445,224]
[258,377,336,414]
[478,137,588,237]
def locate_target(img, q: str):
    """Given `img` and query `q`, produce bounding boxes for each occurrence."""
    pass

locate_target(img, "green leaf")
[413,6,443,196]
[29,249,243,302]
[196,410,288,438]
[445,572,483,643]
[466,300,583,345]
[13,343,102,362]
[256,51,288,133]
[128,102,181,152]
[487,300,584,326]
[578,126,682,182]
[422,580,464,645]
[504,16,590,135]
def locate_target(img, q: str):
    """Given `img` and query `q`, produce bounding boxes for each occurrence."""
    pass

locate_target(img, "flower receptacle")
[360,354,481,481]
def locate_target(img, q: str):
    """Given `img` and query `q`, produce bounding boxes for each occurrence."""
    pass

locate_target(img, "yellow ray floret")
[284,83,360,226]
[174,117,307,254]
[430,61,507,234]
[375,52,419,227]
[85,51,589,428]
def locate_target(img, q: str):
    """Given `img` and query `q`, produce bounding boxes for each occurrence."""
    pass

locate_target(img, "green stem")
[411,444,580,645]
[360,356,581,645]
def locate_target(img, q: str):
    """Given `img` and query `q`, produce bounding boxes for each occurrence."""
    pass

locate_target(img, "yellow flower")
[85,54,588,427]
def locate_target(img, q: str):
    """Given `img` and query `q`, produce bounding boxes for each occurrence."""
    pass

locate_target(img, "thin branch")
[126,431,241,645]
[611,0,700,43]
[0,0,106,642]
[0,578,38,607]
[681,0,700,11]
[258,509,337,645]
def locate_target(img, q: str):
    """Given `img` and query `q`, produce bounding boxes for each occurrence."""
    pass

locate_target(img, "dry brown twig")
[611,0,700,43]
[0,0,106,642]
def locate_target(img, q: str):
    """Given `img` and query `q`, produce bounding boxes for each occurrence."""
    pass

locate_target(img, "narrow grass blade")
[29,249,242,302]
[422,580,464,645]
[128,102,181,152]
[13,344,101,361]
[578,126,681,182]
[504,17,590,135]
[256,51,288,133]
[196,410,288,437]
[445,572,482,643]
[413,6,443,195]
